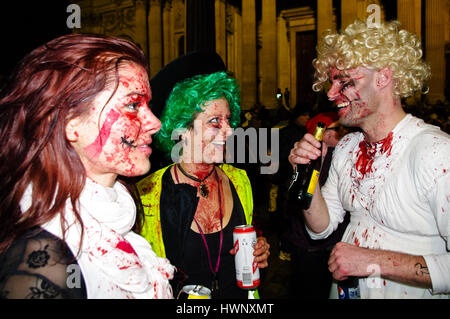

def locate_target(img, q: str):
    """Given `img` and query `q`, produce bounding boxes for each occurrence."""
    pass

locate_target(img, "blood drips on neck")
[355,132,393,177]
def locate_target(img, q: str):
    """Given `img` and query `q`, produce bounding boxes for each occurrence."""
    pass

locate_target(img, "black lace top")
[0,228,87,299]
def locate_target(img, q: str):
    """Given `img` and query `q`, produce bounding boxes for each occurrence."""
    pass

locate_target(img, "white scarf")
[20,179,175,299]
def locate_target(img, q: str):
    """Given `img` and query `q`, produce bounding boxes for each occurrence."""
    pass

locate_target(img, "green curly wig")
[154,71,241,157]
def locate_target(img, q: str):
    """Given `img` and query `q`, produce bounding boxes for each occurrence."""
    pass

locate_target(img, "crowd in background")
[240,94,450,202]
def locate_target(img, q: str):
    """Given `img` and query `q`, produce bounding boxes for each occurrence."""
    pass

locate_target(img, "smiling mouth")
[336,101,350,110]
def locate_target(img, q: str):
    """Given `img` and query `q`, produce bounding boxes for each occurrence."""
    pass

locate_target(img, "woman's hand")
[229,236,270,269]
[253,236,270,268]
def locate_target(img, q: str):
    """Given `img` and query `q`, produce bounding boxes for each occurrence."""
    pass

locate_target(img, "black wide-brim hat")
[149,51,226,118]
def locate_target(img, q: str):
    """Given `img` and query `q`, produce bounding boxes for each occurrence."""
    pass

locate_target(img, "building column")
[186,0,215,52]
[341,0,358,29]
[241,0,257,110]
[232,7,242,81]
[215,0,226,64]
[260,0,277,110]
[162,0,172,65]
[135,0,147,56]
[317,0,334,38]
[277,14,290,104]
[397,0,421,36]
[148,0,163,77]
[426,0,446,103]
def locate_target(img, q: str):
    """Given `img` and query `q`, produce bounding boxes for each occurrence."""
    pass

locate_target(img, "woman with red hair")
[0,34,174,298]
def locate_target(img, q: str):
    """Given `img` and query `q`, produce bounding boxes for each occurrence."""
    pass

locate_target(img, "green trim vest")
[137,164,253,258]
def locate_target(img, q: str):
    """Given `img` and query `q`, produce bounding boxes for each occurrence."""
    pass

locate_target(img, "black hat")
[291,102,312,118]
[149,51,226,118]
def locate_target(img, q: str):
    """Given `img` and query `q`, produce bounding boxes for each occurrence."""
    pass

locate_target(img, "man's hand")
[288,133,328,168]
[328,242,432,289]
[328,242,374,281]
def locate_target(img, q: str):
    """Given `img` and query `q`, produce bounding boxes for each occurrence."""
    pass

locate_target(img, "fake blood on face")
[85,109,121,158]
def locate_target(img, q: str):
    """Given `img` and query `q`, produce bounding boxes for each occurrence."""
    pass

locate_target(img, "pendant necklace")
[176,164,215,198]
[192,169,223,292]
[173,165,224,292]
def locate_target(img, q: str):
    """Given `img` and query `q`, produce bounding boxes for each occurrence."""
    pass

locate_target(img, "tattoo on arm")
[414,263,429,277]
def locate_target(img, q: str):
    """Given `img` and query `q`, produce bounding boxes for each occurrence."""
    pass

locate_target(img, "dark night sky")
[0,1,71,78]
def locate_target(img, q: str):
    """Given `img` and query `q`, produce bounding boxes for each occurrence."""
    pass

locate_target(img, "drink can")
[178,285,211,299]
[233,225,260,289]
[338,277,361,299]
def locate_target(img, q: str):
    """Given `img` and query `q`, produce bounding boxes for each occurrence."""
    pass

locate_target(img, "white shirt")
[308,114,450,298]
[21,179,175,299]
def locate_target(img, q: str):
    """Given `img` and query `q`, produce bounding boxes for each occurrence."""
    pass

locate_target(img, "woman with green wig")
[137,52,270,299]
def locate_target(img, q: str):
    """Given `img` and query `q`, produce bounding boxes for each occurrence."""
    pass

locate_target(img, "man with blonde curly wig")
[289,20,449,298]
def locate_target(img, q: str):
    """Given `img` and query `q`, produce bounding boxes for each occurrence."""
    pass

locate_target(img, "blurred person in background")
[284,112,350,298]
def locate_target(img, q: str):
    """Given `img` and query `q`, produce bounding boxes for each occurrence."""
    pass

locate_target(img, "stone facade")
[73,0,449,110]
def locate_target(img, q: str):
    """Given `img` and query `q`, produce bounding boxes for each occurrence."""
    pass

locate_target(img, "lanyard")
[174,165,224,291]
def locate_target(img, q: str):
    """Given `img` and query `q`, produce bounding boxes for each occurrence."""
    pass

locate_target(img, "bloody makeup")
[72,62,161,186]
[327,67,375,127]
[182,98,232,165]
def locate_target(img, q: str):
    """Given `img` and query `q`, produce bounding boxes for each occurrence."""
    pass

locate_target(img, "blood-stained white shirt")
[308,114,450,298]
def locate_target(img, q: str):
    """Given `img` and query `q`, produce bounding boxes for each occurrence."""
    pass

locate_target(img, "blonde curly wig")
[312,20,431,98]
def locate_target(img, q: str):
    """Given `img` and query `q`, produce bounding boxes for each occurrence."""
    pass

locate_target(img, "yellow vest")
[137,163,253,258]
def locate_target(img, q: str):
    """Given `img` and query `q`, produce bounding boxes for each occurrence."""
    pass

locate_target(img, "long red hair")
[0,34,148,253]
